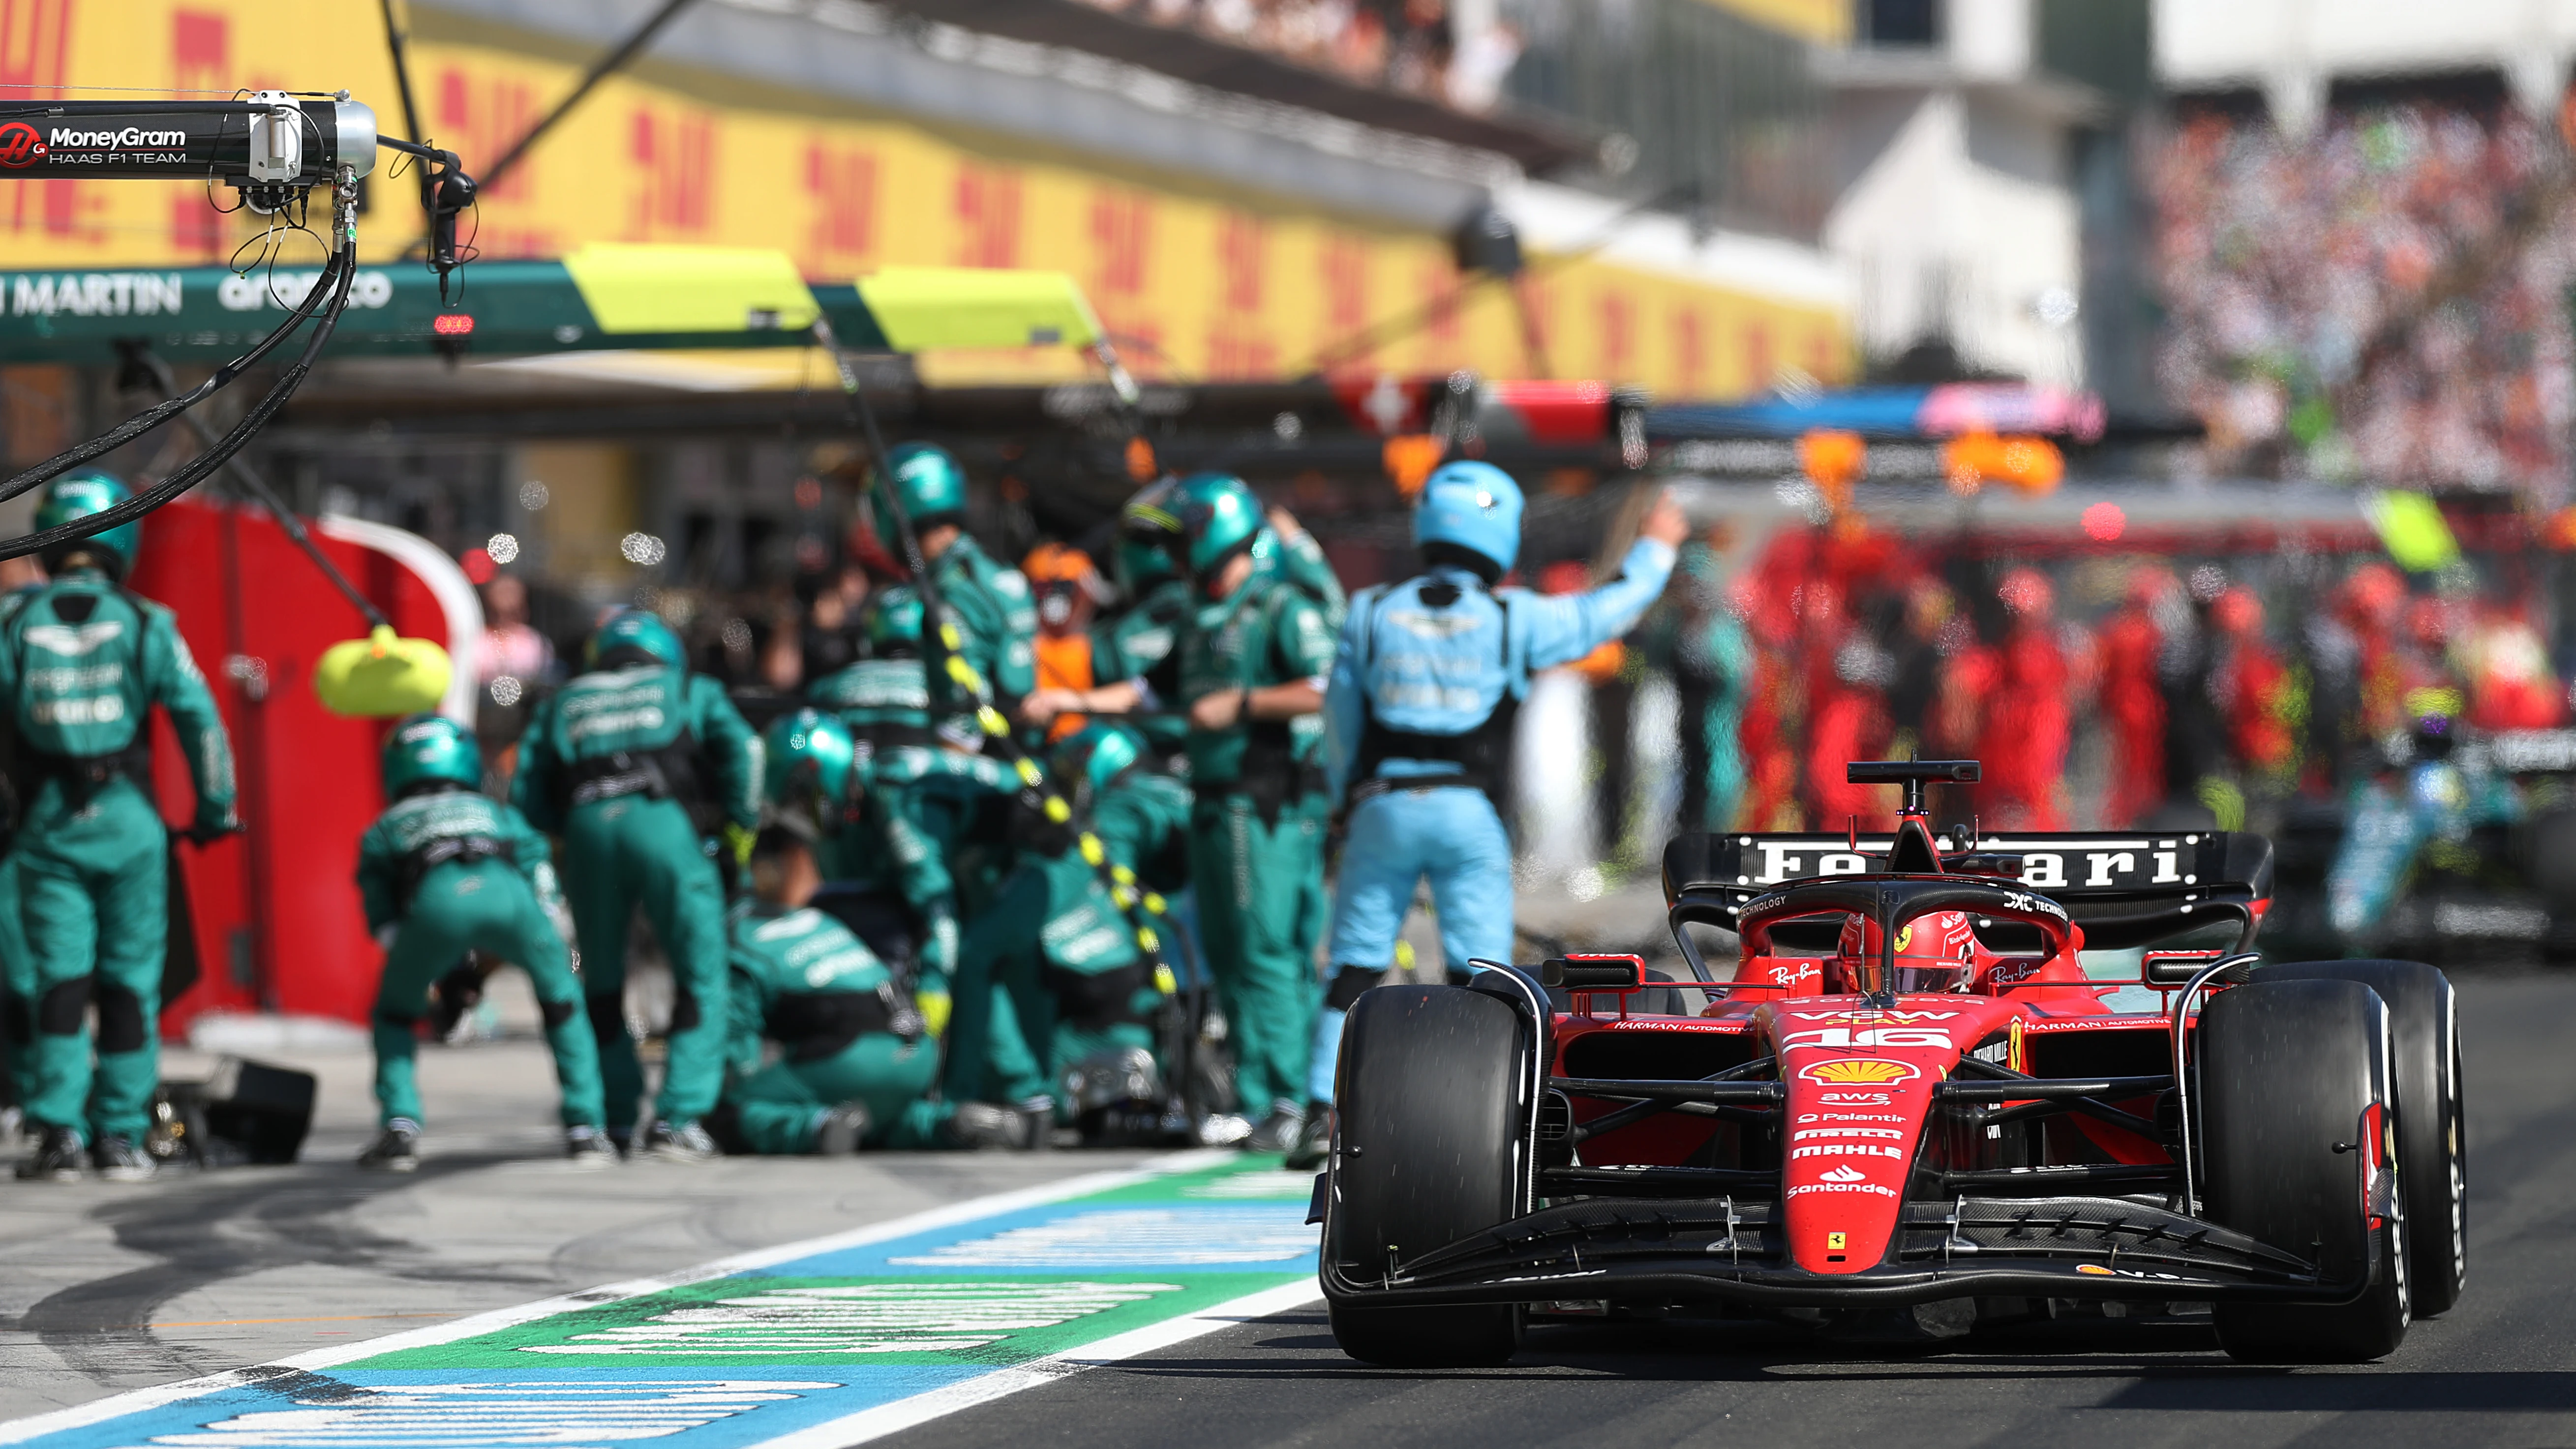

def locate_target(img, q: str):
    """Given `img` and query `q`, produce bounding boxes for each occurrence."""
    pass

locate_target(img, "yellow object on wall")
[0,0,1847,398]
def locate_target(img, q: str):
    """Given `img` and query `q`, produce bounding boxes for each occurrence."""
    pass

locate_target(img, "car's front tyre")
[2200,977,2411,1363]
[1323,984,1528,1368]
[2260,959,2465,1316]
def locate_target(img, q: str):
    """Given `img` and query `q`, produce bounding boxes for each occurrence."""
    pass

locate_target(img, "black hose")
[127,344,390,630]
[0,240,348,508]
[0,241,355,563]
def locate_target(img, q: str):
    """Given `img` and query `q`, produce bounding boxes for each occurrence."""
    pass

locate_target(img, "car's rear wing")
[1661,829,2274,951]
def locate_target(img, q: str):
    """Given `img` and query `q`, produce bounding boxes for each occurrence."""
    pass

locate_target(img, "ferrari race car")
[1314,760,2466,1367]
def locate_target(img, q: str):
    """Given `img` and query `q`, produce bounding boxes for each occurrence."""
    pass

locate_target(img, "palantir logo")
[0,122,46,168]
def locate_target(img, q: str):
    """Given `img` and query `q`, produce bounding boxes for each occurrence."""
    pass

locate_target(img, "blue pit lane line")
[0,1151,1324,1449]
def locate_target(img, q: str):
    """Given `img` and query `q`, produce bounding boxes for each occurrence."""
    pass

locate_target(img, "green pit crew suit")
[1094,482,1344,770]
[0,550,236,1150]
[358,722,605,1134]
[0,580,42,1115]
[513,611,759,1137]
[948,724,1193,1123]
[1174,483,1345,1129]
[814,591,1048,1107]
[871,740,1050,1106]
[873,444,1037,728]
[953,847,1159,1124]
[718,896,943,1152]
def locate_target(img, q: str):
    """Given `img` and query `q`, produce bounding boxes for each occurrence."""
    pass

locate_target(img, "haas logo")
[0,122,44,168]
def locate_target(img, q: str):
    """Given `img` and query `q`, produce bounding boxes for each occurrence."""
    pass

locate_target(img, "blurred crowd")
[1627,523,2569,843]
[1066,0,1523,112]
[2146,90,2576,493]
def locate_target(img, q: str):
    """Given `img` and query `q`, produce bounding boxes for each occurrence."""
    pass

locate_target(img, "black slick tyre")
[1323,984,1528,1368]
[2260,960,2465,1316]
[2200,977,2410,1363]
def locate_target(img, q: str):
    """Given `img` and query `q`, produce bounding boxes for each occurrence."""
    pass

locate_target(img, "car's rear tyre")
[1324,984,1528,1368]
[2200,978,2410,1363]
[2259,960,2465,1317]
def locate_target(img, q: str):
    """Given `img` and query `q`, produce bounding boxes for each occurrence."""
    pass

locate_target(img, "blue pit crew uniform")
[1314,464,1676,1108]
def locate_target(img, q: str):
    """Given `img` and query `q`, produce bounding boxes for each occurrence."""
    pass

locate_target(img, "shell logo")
[1801,1058,1921,1087]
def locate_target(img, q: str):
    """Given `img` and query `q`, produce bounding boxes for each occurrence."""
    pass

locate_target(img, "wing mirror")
[1540,954,1648,991]
[2141,948,2260,988]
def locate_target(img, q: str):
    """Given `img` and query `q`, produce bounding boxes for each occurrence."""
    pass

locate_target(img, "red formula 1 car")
[1315,760,2467,1367]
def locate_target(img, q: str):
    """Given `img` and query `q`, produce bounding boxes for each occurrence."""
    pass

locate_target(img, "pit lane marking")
[0,1151,1326,1449]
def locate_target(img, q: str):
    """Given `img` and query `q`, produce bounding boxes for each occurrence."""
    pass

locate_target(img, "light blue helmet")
[35,472,141,578]
[1414,461,1524,574]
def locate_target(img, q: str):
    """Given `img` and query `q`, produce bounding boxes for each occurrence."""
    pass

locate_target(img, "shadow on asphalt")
[1144,1310,2575,1413]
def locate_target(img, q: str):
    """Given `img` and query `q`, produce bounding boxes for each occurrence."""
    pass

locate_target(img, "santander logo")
[1818,1164,1867,1182]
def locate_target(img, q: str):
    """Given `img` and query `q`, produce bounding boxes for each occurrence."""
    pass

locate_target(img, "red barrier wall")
[125,497,463,1034]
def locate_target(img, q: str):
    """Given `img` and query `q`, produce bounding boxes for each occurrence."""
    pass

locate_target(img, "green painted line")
[0,1152,1323,1449]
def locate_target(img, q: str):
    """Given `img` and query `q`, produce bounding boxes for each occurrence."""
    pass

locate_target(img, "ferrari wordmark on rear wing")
[1661,830,2276,952]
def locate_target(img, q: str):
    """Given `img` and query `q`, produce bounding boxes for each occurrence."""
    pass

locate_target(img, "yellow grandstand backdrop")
[0,0,1845,395]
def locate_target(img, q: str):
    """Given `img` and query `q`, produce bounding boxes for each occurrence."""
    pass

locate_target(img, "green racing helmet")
[762,707,858,825]
[584,608,685,670]
[869,442,970,542]
[1051,721,1143,809]
[35,471,141,579]
[381,713,483,798]
[1116,478,1182,594]
[1170,473,1264,579]
[865,586,926,658]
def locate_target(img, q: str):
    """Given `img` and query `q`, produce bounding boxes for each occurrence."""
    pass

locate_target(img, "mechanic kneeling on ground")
[355,714,612,1172]
[707,821,954,1154]
[7,474,239,1184]
[1289,465,1685,1170]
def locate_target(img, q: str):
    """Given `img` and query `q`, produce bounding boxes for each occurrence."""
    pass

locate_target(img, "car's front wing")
[1319,1194,2379,1310]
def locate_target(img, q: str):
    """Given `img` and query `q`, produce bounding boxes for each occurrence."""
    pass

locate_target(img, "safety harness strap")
[1343,578,1515,809]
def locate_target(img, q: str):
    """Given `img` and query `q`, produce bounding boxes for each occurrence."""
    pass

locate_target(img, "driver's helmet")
[1837,909,1979,994]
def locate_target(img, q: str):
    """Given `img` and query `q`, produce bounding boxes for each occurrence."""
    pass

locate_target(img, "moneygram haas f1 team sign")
[0,244,973,362]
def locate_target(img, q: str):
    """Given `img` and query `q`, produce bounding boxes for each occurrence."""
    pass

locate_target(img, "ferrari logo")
[1826,1232,1847,1250]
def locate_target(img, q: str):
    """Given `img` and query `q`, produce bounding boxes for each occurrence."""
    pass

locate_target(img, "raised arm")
[1514,492,1688,673]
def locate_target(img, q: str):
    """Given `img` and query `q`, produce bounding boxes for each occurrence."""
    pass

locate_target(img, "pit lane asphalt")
[889,972,2576,1449]
[0,971,1162,1422]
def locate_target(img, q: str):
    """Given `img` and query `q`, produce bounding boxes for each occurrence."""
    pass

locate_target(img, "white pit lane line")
[754,1279,1328,1449]
[0,1149,1326,1449]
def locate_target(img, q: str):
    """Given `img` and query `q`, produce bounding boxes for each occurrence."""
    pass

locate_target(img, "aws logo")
[1800,1058,1921,1087]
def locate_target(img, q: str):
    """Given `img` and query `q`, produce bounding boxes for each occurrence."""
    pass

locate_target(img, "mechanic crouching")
[1291,465,1685,1169]
[355,714,610,1171]
[706,822,951,1154]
